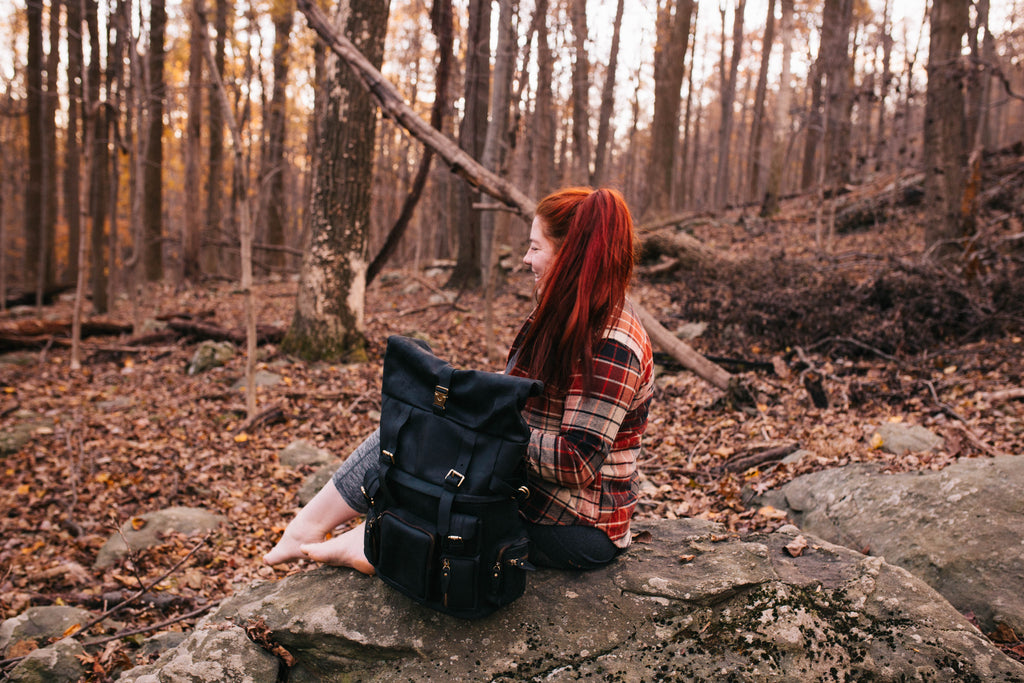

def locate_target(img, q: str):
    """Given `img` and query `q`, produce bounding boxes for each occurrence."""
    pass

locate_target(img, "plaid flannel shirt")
[507,300,655,547]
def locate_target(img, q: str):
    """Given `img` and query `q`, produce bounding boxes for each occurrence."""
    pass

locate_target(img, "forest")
[1,0,1024,679]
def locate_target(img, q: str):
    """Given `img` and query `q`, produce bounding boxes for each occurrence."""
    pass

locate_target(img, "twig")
[977,388,1024,403]
[232,402,285,435]
[83,601,220,647]
[807,336,902,365]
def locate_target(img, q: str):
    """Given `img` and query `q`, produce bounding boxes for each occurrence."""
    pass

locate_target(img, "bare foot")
[264,481,361,566]
[300,523,375,575]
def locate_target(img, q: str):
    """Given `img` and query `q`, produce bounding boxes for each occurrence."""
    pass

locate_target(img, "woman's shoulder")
[600,299,652,364]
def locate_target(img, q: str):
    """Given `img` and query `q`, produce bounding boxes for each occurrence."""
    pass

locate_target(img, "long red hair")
[520,187,636,394]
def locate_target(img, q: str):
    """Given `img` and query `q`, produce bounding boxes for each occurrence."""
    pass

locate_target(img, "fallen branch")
[718,442,801,474]
[977,388,1024,403]
[83,601,219,647]
[232,402,286,435]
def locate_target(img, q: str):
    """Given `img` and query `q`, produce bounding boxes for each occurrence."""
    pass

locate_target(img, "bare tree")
[25,0,45,300]
[531,0,554,198]
[592,0,625,187]
[746,0,777,201]
[183,0,204,281]
[568,0,592,182]
[713,0,746,209]
[64,0,84,286]
[923,0,972,255]
[88,0,109,312]
[645,0,695,217]
[761,0,795,216]
[259,0,294,274]
[203,0,228,274]
[143,0,166,281]
[282,0,390,361]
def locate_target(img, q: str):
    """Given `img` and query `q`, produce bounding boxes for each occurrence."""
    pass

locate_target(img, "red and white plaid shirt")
[507,299,655,548]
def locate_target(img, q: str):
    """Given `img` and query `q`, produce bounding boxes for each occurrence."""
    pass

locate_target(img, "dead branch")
[232,402,286,435]
[718,442,801,474]
[83,602,219,648]
[166,319,284,345]
[977,388,1024,403]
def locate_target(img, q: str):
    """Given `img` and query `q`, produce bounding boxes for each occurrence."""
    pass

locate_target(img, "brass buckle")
[433,385,449,410]
[445,469,465,488]
[382,449,395,464]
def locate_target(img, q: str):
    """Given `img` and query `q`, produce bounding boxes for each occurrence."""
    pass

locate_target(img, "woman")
[264,187,654,571]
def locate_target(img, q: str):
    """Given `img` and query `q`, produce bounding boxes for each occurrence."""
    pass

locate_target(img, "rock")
[0,606,94,657]
[117,623,278,683]
[0,411,54,456]
[4,638,87,683]
[138,631,189,659]
[231,370,282,390]
[766,455,1024,636]
[115,519,1024,682]
[278,440,334,468]
[868,422,943,455]
[95,507,227,569]
[296,462,341,505]
[187,341,235,375]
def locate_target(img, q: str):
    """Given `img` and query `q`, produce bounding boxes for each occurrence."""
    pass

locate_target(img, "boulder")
[0,411,54,457]
[278,440,334,469]
[3,638,86,683]
[115,519,1024,682]
[764,455,1024,635]
[95,507,227,569]
[868,422,943,455]
[296,462,341,505]
[231,370,282,390]
[187,341,235,375]
[0,606,94,657]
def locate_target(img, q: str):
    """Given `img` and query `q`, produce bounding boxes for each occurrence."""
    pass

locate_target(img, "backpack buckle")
[445,469,465,488]
[433,385,449,411]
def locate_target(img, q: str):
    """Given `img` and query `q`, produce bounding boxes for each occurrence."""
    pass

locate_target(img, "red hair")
[521,187,636,394]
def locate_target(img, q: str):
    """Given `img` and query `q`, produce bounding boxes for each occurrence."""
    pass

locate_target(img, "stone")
[278,440,334,468]
[114,519,1024,682]
[4,638,86,683]
[296,462,341,505]
[0,606,94,657]
[766,455,1024,635]
[231,370,282,390]
[868,422,943,455]
[0,411,54,457]
[95,507,227,569]
[187,341,235,375]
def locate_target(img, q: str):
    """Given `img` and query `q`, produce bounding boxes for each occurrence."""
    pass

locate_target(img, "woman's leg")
[263,430,380,574]
[525,522,620,570]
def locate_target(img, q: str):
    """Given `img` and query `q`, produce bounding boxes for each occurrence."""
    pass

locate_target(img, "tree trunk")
[143,0,166,282]
[25,0,44,298]
[260,0,293,274]
[591,0,624,187]
[44,0,59,290]
[447,0,491,290]
[568,0,591,183]
[64,0,83,287]
[821,0,854,189]
[923,0,971,255]
[713,0,746,210]
[761,0,795,217]
[872,0,893,172]
[88,0,109,313]
[184,0,205,282]
[746,0,776,202]
[203,0,228,275]
[645,0,694,217]
[532,0,554,198]
[283,0,390,362]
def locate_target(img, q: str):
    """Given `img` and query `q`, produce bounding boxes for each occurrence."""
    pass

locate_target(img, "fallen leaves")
[784,535,809,557]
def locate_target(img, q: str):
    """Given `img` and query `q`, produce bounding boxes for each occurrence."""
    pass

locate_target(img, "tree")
[203,0,228,274]
[713,0,747,209]
[923,0,971,254]
[645,0,695,217]
[259,0,294,274]
[88,0,109,312]
[184,0,205,282]
[531,0,555,198]
[64,0,84,286]
[568,0,591,182]
[24,0,45,299]
[592,0,625,187]
[446,0,491,290]
[761,0,795,216]
[143,0,166,282]
[746,0,777,201]
[282,0,390,361]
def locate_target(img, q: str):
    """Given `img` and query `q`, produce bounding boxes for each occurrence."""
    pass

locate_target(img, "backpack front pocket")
[376,510,437,601]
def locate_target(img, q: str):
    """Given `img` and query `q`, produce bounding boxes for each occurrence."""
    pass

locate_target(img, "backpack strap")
[437,431,477,542]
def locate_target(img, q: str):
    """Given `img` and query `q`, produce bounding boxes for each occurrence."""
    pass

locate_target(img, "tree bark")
[821,0,854,189]
[746,0,776,202]
[447,0,491,290]
[283,0,390,361]
[591,0,624,187]
[923,0,972,255]
[184,0,205,282]
[143,0,166,282]
[645,0,694,217]
[25,0,45,298]
[44,0,60,290]
[88,0,109,312]
[260,0,294,274]
[761,0,795,217]
[531,0,554,198]
[568,0,591,183]
[64,0,83,287]
[203,0,228,275]
[713,0,746,209]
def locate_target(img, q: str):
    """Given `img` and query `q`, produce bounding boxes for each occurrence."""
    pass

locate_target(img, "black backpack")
[362,336,543,619]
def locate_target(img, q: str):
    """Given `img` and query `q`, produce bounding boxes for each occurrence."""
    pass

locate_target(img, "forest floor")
[1,173,1023,676]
